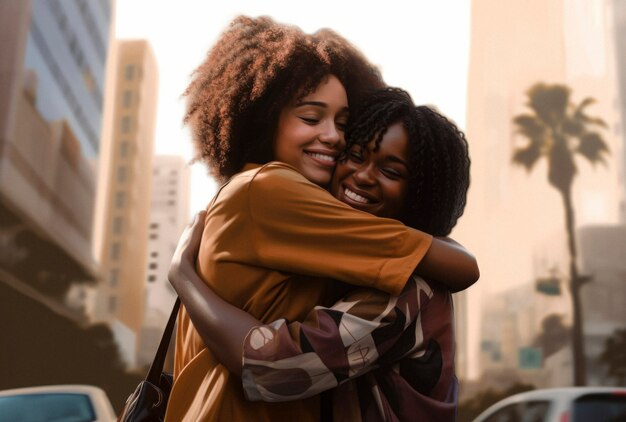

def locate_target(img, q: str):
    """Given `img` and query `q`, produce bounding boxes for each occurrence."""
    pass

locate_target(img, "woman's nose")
[353,164,376,186]
[318,122,342,148]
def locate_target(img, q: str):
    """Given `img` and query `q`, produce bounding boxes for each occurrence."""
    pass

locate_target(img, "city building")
[454,292,470,381]
[578,225,626,385]
[137,155,190,368]
[0,0,112,315]
[612,0,626,222]
[0,0,114,389]
[459,0,623,379]
[91,39,158,367]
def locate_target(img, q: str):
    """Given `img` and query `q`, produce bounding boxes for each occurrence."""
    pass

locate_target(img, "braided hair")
[345,88,470,236]
[183,16,384,182]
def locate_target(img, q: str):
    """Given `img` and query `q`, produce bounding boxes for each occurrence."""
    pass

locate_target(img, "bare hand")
[169,210,206,288]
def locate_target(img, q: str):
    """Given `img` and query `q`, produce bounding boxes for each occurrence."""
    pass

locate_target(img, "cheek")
[274,126,297,160]
[331,163,351,192]
[387,181,408,208]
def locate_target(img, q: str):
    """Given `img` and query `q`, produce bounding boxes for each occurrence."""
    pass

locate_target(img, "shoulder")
[251,162,313,186]
[211,162,302,200]
[249,161,330,199]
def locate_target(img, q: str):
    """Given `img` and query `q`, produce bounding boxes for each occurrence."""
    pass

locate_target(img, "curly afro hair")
[184,16,384,182]
[344,88,471,236]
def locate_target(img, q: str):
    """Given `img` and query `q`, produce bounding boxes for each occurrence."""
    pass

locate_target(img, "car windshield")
[0,393,96,422]
[573,393,626,422]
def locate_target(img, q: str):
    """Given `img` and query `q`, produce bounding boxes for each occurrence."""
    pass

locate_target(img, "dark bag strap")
[144,181,230,384]
[146,298,180,384]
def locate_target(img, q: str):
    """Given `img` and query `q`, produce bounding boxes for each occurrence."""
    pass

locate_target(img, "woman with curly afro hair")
[184,15,383,184]
[166,17,478,422]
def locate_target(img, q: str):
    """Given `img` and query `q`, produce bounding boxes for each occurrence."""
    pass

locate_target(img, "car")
[0,384,117,422]
[473,387,626,422]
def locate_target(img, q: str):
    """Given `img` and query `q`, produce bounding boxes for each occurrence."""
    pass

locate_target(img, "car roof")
[505,387,626,401]
[0,385,108,397]
[474,387,626,422]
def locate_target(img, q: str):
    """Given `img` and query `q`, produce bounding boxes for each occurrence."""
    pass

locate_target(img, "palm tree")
[512,83,609,386]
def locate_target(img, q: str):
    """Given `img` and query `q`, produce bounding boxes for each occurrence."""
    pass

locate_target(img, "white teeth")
[344,188,370,204]
[308,152,335,162]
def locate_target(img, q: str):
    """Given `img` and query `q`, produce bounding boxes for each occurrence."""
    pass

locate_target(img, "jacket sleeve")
[241,276,434,402]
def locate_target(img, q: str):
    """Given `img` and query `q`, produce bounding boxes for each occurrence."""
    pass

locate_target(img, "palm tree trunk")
[561,187,587,386]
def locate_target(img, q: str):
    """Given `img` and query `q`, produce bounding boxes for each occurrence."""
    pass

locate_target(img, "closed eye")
[381,168,403,179]
[300,117,319,124]
[348,151,364,163]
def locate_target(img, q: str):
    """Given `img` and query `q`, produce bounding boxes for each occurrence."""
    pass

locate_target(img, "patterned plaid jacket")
[241,275,458,421]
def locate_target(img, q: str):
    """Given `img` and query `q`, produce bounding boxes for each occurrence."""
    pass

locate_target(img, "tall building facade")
[453,293,470,381]
[92,40,158,367]
[0,0,111,313]
[578,225,626,385]
[612,0,626,222]
[23,0,111,159]
[137,155,190,367]
[460,0,623,379]
[0,0,115,390]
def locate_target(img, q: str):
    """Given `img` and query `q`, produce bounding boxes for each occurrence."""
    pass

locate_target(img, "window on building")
[109,268,119,287]
[113,217,123,234]
[167,200,175,206]
[125,64,135,80]
[148,275,157,283]
[122,90,133,107]
[150,223,159,229]
[121,116,132,133]
[110,242,121,260]
[115,191,126,209]
[149,263,157,270]
[109,295,117,312]
[82,69,94,91]
[150,251,158,258]
[117,166,127,183]
[119,141,129,157]
[149,233,158,240]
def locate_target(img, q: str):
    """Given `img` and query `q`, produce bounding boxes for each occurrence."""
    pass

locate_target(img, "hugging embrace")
[164,15,478,422]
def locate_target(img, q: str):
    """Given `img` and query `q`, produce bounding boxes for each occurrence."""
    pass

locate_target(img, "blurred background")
[0,0,624,419]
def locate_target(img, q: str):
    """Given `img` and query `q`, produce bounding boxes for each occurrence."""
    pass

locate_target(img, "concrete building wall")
[93,40,158,360]
[612,0,626,222]
[22,0,111,158]
[137,155,190,368]
[0,0,108,297]
[578,225,626,385]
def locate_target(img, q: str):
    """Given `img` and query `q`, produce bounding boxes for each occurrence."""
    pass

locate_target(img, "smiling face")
[273,75,349,187]
[331,121,410,220]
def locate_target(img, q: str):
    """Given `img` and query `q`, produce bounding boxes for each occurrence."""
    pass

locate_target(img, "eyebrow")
[295,101,327,108]
[295,101,349,113]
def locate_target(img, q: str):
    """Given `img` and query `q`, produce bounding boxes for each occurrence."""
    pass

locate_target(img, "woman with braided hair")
[169,88,470,421]
[166,15,477,421]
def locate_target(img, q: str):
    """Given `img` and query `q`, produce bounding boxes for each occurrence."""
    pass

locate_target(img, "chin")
[304,171,332,187]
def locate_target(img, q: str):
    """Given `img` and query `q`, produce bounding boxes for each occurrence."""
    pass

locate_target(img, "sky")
[115,0,472,216]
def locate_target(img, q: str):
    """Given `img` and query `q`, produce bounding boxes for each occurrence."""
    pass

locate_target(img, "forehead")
[360,121,409,157]
[298,75,348,104]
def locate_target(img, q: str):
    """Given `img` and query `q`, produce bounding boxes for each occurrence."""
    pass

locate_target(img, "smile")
[305,152,336,163]
[344,187,371,204]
